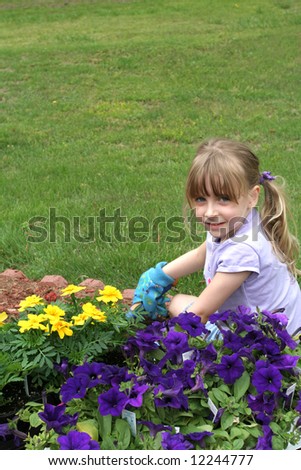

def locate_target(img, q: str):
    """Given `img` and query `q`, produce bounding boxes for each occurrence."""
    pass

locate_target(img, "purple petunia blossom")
[38,403,78,433]
[154,377,189,410]
[60,375,90,403]
[185,431,213,448]
[0,423,10,439]
[222,330,244,352]
[134,330,162,352]
[163,330,189,351]
[215,353,245,385]
[270,354,300,370]
[198,342,218,366]
[138,420,172,437]
[54,358,69,378]
[172,312,208,337]
[296,392,301,413]
[139,357,162,381]
[210,309,235,324]
[161,432,194,450]
[73,362,107,388]
[255,425,273,450]
[127,383,149,408]
[58,430,100,450]
[252,360,282,394]
[247,393,276,416]
[261,309,288,330]
[190,374,207,395]
[165,359,196,389]
[98,386,128,416]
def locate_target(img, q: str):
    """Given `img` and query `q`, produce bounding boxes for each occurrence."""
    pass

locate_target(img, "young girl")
[131,138,301,338]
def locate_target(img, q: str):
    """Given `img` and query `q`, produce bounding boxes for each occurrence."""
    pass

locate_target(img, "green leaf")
[115,418,131,449]
[232,438,244,450]
[29,412,43,428]
[233,371,250,401]
[272,435,286,450]
[213,429,230,439]
[220,411,234,430]
[77,419,99,441]
[98,414,112,438]
[211,388,229,403]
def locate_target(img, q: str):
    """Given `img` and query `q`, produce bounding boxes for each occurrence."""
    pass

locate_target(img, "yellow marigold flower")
[90,310,107,323]
[0,312,8,326]
[60,284,86,296]
[71,312,90,326]
[51,320,73,339]
[96,285,123,304]
[18,295,44,312]
[82,302,107,322]
[18,313,48,333]
[43,304,66,323]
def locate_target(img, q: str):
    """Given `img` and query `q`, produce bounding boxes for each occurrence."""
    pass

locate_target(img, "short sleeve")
[216,242,260,275]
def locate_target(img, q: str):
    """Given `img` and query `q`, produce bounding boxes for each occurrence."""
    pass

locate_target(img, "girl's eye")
[219,195,230,202]
[195,196,206,203]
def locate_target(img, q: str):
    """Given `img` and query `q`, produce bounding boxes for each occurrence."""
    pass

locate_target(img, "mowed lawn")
[0,0,300,294]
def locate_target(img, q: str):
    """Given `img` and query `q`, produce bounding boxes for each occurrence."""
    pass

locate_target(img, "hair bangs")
[186,153,245,205]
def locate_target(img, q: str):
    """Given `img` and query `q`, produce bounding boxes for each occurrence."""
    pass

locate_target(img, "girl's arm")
[162,242,207,279]
[187,271,251,322]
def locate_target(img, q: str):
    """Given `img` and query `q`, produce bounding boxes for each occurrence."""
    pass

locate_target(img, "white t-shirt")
[204,208,301,336]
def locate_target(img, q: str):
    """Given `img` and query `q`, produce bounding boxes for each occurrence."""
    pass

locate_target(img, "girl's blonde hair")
[186,138,300,277]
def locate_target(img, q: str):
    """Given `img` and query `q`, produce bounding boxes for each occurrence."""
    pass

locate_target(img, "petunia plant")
[0,284,142,395]
[25,306,301,450]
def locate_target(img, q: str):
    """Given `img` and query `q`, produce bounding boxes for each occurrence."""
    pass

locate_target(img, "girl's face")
[193,179,259,241]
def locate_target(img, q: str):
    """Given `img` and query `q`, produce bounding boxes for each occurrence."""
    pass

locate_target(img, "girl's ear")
[249,185,260,207]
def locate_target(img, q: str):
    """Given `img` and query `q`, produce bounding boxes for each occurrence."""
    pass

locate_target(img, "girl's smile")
[194,180,259,240]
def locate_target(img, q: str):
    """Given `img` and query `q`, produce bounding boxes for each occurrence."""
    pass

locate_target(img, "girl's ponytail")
[260,178,300,277]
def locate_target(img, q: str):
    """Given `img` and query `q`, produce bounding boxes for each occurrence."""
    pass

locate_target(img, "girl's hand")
[130,262,175,318]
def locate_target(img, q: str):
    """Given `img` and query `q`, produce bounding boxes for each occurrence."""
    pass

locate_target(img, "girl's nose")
[204,203,218,218]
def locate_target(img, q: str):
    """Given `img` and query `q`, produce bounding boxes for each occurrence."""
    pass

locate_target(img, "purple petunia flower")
[154,377,189,410]
[165,359,196,389]
[198,342,218,366]
[0,422,10,439]
[138,420,172,437]
[252,360,282,394]
[139,357,162,381]
[270,354,299,370]
[185,431,213,448]
[98,386,128,416]
[255,425,273,450]
[60,375,90,403]
[172,312,208,337]
[247,393,276,416]
[222,330,244,352]
[127,383,149,408]
[162,330,190,357]
[54,358,69,378]
[73,362,107,388]
[190,374,207,395]
[58,430,100,450]
[295,392,301,413]
[38,403,78,433]
[215,353,245,385]
[161,432,194,450]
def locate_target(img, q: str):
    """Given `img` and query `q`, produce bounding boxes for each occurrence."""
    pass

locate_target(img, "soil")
[0,270,135,318]
[0,276,63,318]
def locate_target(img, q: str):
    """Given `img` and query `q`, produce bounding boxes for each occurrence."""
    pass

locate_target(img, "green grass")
[0,0,300,293]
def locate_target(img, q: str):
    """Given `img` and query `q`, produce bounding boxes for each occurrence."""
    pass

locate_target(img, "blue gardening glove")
[127,262,175,320]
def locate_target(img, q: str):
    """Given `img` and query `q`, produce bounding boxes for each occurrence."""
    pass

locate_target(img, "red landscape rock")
[40,275,68,288]
[0,269,28,280]
[122,288,135,306]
